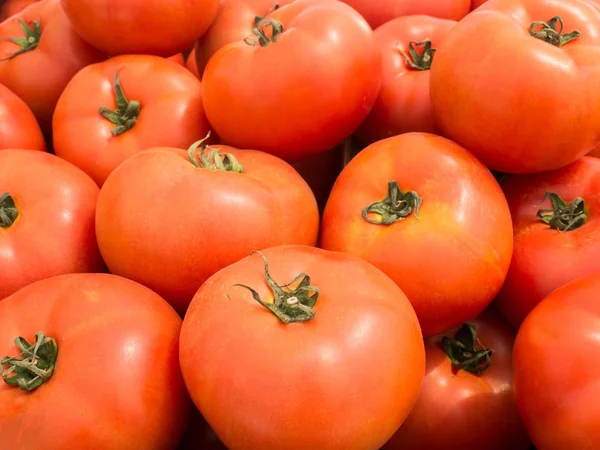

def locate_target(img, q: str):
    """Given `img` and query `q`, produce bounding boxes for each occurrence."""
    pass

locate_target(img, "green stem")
[399,39,436,71]
[187,132,244,173]
[230,251,319,324]
[362,181,422,225]
[1,332,58,391]
[253,3,280,27]
[537,192,587,231]
[0,19,41,61]
[529,16,580,47]
[244,19,284,47]
[442,324,493,374]
[0,192,19,228]
[99,72,141,136]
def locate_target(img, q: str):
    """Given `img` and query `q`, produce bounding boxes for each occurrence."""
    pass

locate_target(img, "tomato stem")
[244,19,284,47]
[230,251,319,324]
[529,16,580,47]
[1,332,58,391]
[0,19,41,61]
[442,324,493,374]
[253,3,280,27]
[99,72,141,136]
[187,132,244,173]
[0,192,19,228]
[399,40,436,71]
[362,181,422,225]
[537,192,587,232]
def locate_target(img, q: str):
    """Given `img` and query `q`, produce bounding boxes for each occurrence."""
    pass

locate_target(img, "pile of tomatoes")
[1,0,599,448]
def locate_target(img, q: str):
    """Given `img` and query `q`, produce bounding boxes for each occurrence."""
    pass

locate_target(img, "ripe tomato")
[167,52,186,66]
[0,0,38,21]
[180,245,425,449]
[355,15,457,146]
[0,150,104,300]
[471,0,488,9]
[0,273,190,449]
[0,84,45,151]
[494,157,600,327]
[431,0,600,174]
[53,54,211,186]
[384,308,530,450]
[60,0,219,57]
[0,0,104,133]
[513,274,600,450]
[321,133,513,337]
[185,48,200,79]
[96,142,319,313]
[203,0,382,162]
[177,408,227,450]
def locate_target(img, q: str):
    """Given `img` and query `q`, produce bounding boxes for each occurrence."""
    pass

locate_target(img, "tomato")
[0,0,104,134]
[0,83,45,151]
[471,0,488,9]
[513,274,600,449]
[355,15,457,146]
[185,48,200,79]
[0,150,104,300]
[167,52,186,66]
[430,0,600,174]
[177,408,227,450]
[60,0,219,57]
[0,273,189,449]
[384,308,530,450]
[321,133,513,337]
[338,0,470,29]
[203,0,382,162]
[180,245,425,449]
[494,157,600,328]
[0,0,39,21]
[53,54,211,186]
[194,0,296,76]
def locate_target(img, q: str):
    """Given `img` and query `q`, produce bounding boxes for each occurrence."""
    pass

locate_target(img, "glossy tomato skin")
[180,245,425,450]
[321,133,513,337]
[513,274,600,449]
[60,0,219,57]
[494,157,600,327]
[0,0,38,21]
[431,0,600,174]
[0,150,104,300]
[53,54,211,186]
[0,0,105,134]
[355,15,457,145]
[0,273,190,449]
[384,308,530,450]
[0,84,45,151]
[203,0,382,162]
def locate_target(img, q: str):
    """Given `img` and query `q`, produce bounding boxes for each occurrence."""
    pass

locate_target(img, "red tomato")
[0,0,39,21]
[0,0,105,133]
[180,245,425,449]
[495,157,600,327]
[513,274,600,449]
[60,0,220,57]
[321,133,514,337]
[0,150,104,300]
[203,0,382,162]
[470,0,488,9]
[339,0,470,29]
[0,84,45,151]
[177,408,227,450]
[167,52,186,66]
[0,273,190,449]
[384,308,530,450]
[53,54,211,186]
[430,0,600,174]
[355,15,457,146]
[185,48,200,79]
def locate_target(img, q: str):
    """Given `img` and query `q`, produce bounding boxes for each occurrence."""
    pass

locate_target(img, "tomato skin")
[513,274,600,450]
[203,0,382,162]
[53,54,211,187]
[321,133,513,337]
[167,52,186,66]
[60,0,220,57]
[185,48,200,79]
[0,84,45,151]
[0,273,190,449]
[430,0,600,174]
[180,245,425,450]
[0,0,39,21]
[355,15,457,146]
[470,0,488,9]
[384,308,530,450]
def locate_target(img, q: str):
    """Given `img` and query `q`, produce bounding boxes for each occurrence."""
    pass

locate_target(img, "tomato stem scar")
[0,192,18,228]
[362,180,422,225]
[399,39,436,71]
[442,324,494,374]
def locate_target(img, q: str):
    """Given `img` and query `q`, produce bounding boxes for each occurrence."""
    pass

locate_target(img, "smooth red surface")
[0,84,45,151]
[0,0,39,21]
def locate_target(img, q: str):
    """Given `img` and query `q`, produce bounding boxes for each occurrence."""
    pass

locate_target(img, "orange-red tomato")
[53,54,211,186]
[0,0,39,21]
[185,48,200,79]
[321,133,514,337]
[0,273,190,449]
[167,53,186,66]
[471,0,488,9]
[0,84,45,151]
[180,245,425,449]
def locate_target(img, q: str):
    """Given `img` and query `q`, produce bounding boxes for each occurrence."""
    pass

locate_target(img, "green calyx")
[400,39,436,71]
[244,18,284,47]
[253,3,280,27]
[99,72,141,136]
[529,16,580,47]
[187,133,244,173]
[362,181,422,225]
[442,324,493,374]
[0,192,18,228]
[0,19,41,61]
[537,192,588,232]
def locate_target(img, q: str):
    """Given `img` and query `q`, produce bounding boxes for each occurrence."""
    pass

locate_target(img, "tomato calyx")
[1,331,58,392]
[0,192,18,228]
[529,16,580,47]
[187,132,244,173]
[537,192,588,232]
[0,19,41,61]
[99,72,141,136]
[399,40,436,71]
[362,181,422,225]
[230,251,320,324]
[253,3,280,28]
[244,19,284,47]
[442,324,493,374]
